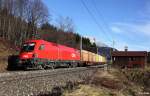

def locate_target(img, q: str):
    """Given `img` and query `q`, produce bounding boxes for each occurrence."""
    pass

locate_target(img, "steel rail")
[0,67,98,83]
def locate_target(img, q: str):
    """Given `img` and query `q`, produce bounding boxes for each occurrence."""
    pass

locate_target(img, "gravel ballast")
[0,67,97,96]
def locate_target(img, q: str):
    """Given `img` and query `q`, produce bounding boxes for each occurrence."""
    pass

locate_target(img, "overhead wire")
[80,0,113,43]
[92,0,114,41]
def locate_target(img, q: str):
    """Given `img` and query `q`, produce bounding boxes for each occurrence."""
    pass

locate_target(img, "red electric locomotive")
[19,39,80,69]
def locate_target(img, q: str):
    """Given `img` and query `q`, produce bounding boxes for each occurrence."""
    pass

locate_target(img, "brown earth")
[0,60,7,72]
[0,38,17,72]
[63,68,148,96]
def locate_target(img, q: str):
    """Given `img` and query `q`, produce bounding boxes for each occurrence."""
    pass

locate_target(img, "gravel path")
[0,67,97,96]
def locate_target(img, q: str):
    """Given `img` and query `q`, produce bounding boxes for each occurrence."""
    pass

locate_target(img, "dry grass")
[122,68,150,86]
[63,68,149,96]
[63,85,112,96]
[0,60,8,72]
[121,68,150,94]
[63,84,126,96]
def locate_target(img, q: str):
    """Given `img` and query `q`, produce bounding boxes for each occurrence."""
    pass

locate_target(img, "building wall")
[147,52,150,66]
[113,56,145,68]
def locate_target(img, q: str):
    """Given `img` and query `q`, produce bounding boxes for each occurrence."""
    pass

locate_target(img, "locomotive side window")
[39,44,45,50]
[21,43,35,52]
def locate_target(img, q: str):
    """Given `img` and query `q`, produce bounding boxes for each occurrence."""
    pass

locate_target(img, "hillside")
[0,38,17,72]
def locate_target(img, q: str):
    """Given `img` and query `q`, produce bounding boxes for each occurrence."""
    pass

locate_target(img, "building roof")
[112,51,147,57]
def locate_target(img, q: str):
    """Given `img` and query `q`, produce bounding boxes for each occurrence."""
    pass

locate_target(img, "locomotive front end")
[18,42,38,69]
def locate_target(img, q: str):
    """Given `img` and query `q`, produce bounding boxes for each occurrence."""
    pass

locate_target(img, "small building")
[147,52,150,66]
[112,51,147,68]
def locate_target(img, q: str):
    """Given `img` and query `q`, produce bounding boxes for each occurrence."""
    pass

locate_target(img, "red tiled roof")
[112,51,147,57]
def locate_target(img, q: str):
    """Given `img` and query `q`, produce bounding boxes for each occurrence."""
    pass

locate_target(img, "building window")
[113,57,116,61]
[129,57,136,61]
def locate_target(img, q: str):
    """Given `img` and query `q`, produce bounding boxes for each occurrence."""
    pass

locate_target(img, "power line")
[91,0,115,48]
[92,0,114,41]
[80,0,112,42]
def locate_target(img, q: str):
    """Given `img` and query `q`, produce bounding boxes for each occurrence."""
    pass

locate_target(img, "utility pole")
[80,36,82,51]
[110,40,115,66]
[112,40,115,51]
[80,36,82,61]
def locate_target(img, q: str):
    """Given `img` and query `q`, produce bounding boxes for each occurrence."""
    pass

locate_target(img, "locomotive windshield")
[21,43,35,52]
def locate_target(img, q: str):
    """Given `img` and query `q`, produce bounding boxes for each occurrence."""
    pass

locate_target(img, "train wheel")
[72,63,78,68]
[67,63,72,68]
[50,63,56,69]
[23,67,29,71]
[43,63,50,70]
[37,65,44,70]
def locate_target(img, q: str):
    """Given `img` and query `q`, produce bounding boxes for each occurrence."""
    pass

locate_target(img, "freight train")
[18,39,106,69]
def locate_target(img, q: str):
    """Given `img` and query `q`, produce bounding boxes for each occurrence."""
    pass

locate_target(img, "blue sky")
[43,0,150,51]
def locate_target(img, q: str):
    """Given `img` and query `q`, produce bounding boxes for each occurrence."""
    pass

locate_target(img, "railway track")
[0,64,107,82]
[0,67,92,82]
[0,66,104,96]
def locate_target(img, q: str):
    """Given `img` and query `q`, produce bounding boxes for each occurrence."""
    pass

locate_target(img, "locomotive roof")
[25,39,45,43]
[25,39,79,51]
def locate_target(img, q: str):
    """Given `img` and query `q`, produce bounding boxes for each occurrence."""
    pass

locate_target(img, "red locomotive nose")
[19,52,33,59]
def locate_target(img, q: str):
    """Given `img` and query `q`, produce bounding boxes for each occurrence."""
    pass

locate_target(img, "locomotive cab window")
[39,44,45,50]
[21,43,35,52]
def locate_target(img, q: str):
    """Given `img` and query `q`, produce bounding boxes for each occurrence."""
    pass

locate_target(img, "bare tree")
[0,0,49,46]
[56,16,75,32]
[24,0,49,38]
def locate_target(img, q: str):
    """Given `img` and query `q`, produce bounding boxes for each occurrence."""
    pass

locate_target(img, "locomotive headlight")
[23,55,28,58]
[19,60,22,64]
